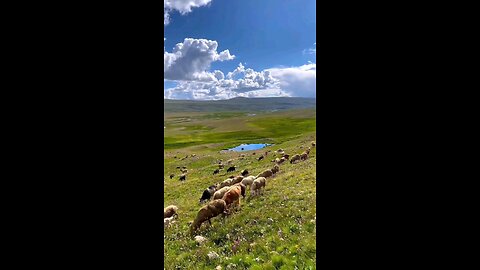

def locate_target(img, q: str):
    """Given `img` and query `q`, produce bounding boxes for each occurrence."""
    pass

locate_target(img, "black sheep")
[199,185,217,203]
[241,169,249,176]
[179,174,186,181]
[258,156,264,161]
[169,174,174,179]
[213,169,220,175]
[227,166,236,172]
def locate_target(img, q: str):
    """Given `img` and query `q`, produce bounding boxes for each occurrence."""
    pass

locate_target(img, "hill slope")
[164,109,317,269]
[164,97,316,113]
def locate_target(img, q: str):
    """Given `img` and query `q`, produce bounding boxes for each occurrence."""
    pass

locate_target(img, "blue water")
[227,143,272,152]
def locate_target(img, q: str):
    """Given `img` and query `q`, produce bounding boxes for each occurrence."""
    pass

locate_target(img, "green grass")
[164,108,316,269]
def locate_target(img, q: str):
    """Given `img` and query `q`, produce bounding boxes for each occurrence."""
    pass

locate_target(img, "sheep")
[251,177,266,196]
[179,174,186,181]
[182,166,187,169]
[222,184,245,213]
[213,186,231,200]
[241,176,256,188]
[169,174,174,179]
[213,169,220,175]
[256,169,273,178]
[218,178,233,189]
[241,169,249,176]
[181,169,188,174]
[227,166,236,173]
[311,141,316,147]
[227,159,234,165]
[290,154,301,164]
[271,164,280,174]
[164,205,179,219]
[218,164,224,169]
[274,157,281,163]
[231,175,244,185]
[190,199,227,233]
[300,153,308,161]
[258,156,264,161]
[199,185,217,203]
[276,157,286,165]
[305,147,311,155]
[282,154,290,160]
[176,166,180,169]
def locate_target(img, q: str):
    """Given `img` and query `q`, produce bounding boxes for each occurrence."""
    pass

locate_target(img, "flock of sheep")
[164,140,316,235]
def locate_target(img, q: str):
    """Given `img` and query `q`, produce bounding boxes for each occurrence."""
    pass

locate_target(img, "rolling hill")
[164,97,316,113]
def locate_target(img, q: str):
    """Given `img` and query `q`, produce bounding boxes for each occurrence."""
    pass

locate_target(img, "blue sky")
[164,0,316,100]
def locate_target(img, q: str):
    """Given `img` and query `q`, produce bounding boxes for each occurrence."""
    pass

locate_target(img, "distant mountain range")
[164,97,316,112]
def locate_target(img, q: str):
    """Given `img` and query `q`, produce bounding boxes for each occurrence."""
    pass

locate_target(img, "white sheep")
[250,177,266,196]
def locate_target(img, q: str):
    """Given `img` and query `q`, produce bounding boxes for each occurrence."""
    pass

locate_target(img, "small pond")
[227,143,272,152]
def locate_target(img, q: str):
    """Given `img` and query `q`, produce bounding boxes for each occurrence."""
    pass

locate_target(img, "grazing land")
[164,98,316,269]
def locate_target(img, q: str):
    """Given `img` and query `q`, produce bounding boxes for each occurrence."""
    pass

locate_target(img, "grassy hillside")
[164,97,316,113]
[164,108,317,269]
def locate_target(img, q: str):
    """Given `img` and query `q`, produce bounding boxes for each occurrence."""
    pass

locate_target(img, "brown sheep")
[300,153,308,161]
[222,184,244,213]
[251,177,266,196]
[256,169,273,178]
[164,205,179,219]
[290,154,301,164]
[190,199,227,233]
[231,175,244,185]
[213,186,231,200]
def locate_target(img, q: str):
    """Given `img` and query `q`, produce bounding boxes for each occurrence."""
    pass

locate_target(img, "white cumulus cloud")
[164,38,235,82]
[164,0,213,25]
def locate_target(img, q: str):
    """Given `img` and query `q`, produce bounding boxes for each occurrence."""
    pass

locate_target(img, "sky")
[164,0,316,100]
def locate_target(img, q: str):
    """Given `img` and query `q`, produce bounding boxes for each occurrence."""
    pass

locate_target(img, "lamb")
[199,185,217,203]
[241,175,256,188]
[213,169,220,175]
[251,177,266,196]
[190,199,227,233]
[213,186,231,200]
[256,169,273,178]
[169,174,174,179]
[290,154,301,164]
[164,205,179,219]
[241,169,249,176]
[179,174,186,181]
[218,178,233,189]
[227,166,236,172]
[231,175,244,185]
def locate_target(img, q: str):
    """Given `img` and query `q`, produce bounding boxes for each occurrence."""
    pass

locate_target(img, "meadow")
[164,107,317,269]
